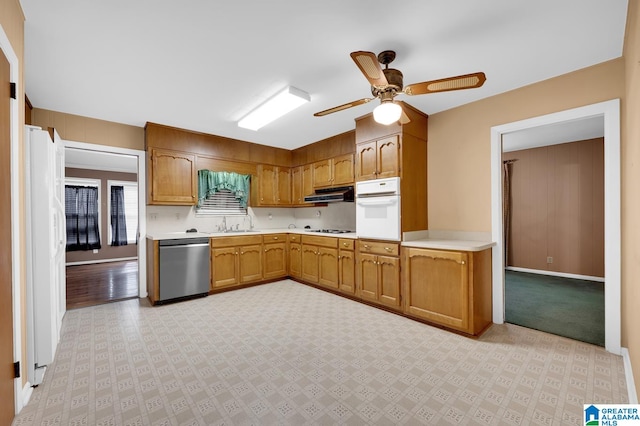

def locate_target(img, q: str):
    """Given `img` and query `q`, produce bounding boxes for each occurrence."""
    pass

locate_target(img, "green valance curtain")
[197,170,250,208]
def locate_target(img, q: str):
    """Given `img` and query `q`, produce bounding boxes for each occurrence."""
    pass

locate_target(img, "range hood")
[304,185,354,203]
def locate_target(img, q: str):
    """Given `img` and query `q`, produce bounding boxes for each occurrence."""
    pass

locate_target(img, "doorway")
[62,141,147,302]
[502,135,605,345]
[490,99,621,354]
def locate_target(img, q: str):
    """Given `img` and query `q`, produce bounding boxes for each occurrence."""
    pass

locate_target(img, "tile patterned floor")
[13,280,628,425]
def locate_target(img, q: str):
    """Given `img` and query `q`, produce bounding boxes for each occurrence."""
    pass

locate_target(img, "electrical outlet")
[93,249,99,254]
[547,256,553,264]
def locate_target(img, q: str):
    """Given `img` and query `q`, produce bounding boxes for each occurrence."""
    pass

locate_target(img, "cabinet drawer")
[288,234,301,243]
[263,233,287,243]
[358,240,399,256]
[338,239,354,250]
[210,235,262,247]
[301,235,338,248]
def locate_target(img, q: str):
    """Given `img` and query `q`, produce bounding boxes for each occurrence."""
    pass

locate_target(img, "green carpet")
[505,270,605,346]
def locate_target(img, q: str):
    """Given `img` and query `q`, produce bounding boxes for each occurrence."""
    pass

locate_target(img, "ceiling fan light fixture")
[238,86,310,131]
[373,100,402,125]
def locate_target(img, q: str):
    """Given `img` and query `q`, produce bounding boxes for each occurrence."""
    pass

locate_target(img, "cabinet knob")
[273,236,278,240]
[461,260,466,265]
[364,244,370,249]
[384,247,392,252]
[343,242,348,247]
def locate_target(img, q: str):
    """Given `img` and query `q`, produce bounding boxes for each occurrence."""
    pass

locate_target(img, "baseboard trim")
[66,256,138,267]
[622,348,638,403]
[505,266,605,283]
[21,382,33,408]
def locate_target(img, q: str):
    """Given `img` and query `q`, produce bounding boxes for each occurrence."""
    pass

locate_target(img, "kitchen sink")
[223,229,259,233]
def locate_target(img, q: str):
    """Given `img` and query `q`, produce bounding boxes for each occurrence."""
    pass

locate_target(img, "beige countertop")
[147,228,358,240]
[400,239,495,252]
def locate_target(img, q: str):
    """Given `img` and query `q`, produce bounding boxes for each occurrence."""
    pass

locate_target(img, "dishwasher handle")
[161,243,210,249]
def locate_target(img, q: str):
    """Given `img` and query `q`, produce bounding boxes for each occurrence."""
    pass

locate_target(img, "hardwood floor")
[66,260,138,309]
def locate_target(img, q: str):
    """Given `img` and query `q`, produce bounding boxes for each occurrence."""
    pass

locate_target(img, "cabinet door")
[312,159,332,188]
[338,249,355,294]
[355,141,378,181]
[377,136,400,178]
[378,255,401,308]
[150,148,196,204]
[263,242,287,279]
[332,154,354,186]
[257,165,277,205]
[318,247,339,289]
[212,247,238,289]
[301,244,319,283]
[302,164,314,198]
[276,167,291,205]
[404,248,469,331]
[289,243,302,278]
[239,245,263,283]
[291,166,303,205]
[358,253,379,301]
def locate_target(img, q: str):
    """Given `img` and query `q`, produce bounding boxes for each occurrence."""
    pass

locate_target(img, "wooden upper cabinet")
[312,159,332,188]
[355,136,400,181]
[291,164,313,206]
[377,136,400,178]
[312,154,355,188]
[276,167,291,205]
[255,164,290,206]
[147,148,196,205]
[333,154,354,185]
[355,141,379,181]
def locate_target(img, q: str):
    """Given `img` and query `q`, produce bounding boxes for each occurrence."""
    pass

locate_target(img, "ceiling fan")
[314,50,486,125]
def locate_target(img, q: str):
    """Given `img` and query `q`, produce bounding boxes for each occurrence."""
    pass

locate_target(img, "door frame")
[490,99,621,354]
[0,23,22,414]
[63,140,148,299]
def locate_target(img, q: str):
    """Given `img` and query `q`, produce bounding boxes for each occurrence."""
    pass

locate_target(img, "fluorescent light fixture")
[238,86,310,131]
[373,100,402,125]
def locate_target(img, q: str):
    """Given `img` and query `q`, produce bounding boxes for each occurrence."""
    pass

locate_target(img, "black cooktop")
[305,229,354,234]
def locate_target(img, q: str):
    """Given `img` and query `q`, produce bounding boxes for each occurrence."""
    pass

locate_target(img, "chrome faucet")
[220,216,227,232]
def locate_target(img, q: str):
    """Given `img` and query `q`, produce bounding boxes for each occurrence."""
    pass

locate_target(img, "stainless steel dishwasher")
[158,237,210,302]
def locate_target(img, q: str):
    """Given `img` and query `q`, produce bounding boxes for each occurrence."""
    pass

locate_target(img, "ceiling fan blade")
[314,98,373,117]
[350,51,389,87]
[404,72,486,96]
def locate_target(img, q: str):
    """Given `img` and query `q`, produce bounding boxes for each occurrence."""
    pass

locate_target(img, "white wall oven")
[356,177,401,241]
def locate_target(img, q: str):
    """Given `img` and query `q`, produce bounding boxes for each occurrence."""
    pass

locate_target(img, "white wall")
[146,202,356,234]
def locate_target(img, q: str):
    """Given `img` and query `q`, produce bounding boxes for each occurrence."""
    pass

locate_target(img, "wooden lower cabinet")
[301,235,338,289]
[318,247,339,289]
[338,239,355,294]
[356,240,401,309]
[402,247,492,335]
[263,234,287,279]
[288,234,302,278]
[211,236,263,290]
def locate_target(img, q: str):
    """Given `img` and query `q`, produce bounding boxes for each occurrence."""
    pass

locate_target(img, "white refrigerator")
[25,125,66,386]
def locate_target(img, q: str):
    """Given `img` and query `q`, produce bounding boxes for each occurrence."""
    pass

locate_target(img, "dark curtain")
[503,159,517,265]
[65,185,102,252]
[110,185,128,246]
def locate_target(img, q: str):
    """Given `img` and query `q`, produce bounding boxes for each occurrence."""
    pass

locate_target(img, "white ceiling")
[65,148,138,174]
[20,1,628,151]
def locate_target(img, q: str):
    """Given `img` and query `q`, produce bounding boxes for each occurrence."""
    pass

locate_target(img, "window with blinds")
[196,189,247,216]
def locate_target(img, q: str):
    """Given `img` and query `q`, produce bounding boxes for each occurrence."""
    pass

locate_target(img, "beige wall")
[65,168,138,263]
[428,58,624,233]
[31,108,144,150]
[1,0,26,389]
[503,139,604,278]
[622,0,640,397]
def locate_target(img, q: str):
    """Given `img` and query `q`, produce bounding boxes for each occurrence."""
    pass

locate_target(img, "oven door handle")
[356,199,398,206]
